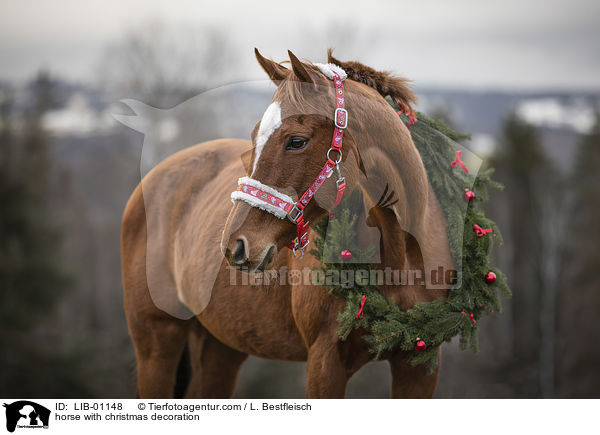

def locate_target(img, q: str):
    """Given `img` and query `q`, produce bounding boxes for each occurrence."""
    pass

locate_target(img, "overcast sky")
[1,0,599,91]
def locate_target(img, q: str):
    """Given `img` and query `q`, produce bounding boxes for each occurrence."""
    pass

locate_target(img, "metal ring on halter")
[292,244,305,260]
[292,235,310,260]
[326,148,343,164]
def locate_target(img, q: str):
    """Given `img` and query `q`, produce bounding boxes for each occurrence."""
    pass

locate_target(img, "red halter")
[231,71,348,259]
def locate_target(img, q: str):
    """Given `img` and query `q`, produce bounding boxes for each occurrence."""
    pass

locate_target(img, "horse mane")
[326,49,416,113]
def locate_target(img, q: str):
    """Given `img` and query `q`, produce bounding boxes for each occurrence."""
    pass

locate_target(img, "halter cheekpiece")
[231,66,348,259]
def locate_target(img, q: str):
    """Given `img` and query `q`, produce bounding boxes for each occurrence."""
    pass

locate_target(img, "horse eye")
[285,136,309,150]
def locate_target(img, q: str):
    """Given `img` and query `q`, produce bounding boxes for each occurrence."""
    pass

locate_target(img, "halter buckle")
[334,108,348,129]
[287,204,303,223]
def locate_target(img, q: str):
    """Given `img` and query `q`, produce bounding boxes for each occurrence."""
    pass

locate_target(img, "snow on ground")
[43,93,116,136]
[516,97,596,134]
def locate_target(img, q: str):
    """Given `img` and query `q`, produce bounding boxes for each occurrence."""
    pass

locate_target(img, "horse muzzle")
[223,235,277,272]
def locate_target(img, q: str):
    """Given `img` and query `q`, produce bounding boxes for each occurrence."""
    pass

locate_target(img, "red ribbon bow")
[397,109,418,127]
[473,224,492,237]
[462,311,477,324]
[356,295,367,319]
[396,99,418,127]
[451,150,469,174]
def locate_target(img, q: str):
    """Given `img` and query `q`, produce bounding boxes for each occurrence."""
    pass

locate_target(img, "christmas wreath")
[310,100,511,372]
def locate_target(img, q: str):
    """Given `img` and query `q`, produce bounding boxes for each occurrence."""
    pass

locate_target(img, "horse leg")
[128,309,192,398]
[184,322,248,398]
[388,348,441,398]
[122,183,195,398]
[305,336,350,398]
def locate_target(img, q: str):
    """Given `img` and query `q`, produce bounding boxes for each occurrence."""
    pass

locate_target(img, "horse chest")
[195,266,309,361]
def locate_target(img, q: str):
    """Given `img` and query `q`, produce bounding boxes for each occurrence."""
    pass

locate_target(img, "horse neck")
[354,98,430,234]
[355,196,429,311]
[350,94,433,305]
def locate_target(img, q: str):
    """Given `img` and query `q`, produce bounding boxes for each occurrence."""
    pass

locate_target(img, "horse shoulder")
[123,138,251,319]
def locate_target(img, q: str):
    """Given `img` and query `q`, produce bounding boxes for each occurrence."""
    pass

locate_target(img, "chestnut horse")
[121,49,453,398]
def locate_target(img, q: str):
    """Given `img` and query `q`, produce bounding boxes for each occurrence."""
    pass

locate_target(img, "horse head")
[222,49,453,286]
[221,49,361,270]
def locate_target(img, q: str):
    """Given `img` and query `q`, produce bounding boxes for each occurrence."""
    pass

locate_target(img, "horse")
[121,49,453,398]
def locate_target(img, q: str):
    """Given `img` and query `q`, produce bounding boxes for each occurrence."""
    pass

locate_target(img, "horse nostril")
[233,239,247,264]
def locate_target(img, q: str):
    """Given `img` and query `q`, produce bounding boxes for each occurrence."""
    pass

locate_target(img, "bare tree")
[98,20,238,107]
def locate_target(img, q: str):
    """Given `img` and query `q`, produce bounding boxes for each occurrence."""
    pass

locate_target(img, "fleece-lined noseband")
[231,65,348,259]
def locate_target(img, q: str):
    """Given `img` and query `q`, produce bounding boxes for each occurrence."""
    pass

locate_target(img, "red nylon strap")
[332,180,346,211]
[287,215,310,250]
[296,158,336,211]
[293,174,345,251]
[289,72,347,251]
[296,74,346,211]
[330,75,346,151]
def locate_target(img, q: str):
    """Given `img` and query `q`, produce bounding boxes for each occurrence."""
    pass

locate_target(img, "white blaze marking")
[252,101,282,175]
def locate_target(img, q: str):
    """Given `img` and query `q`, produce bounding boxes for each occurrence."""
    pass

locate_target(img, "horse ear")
[255,48,288,83]
[288,50,314,84]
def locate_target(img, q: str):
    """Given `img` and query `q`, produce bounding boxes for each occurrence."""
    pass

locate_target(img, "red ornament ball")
[415,339,427,352]
[485,272,497,284]
[341,249,353,260]
[464,190,475,202]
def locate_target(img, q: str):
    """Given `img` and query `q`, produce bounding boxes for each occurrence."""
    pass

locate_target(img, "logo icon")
[3,401,50,433]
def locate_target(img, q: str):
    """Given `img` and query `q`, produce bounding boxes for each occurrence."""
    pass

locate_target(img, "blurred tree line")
[471,111,600,398]
[0,72,91,396]
[556,113,600,397]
